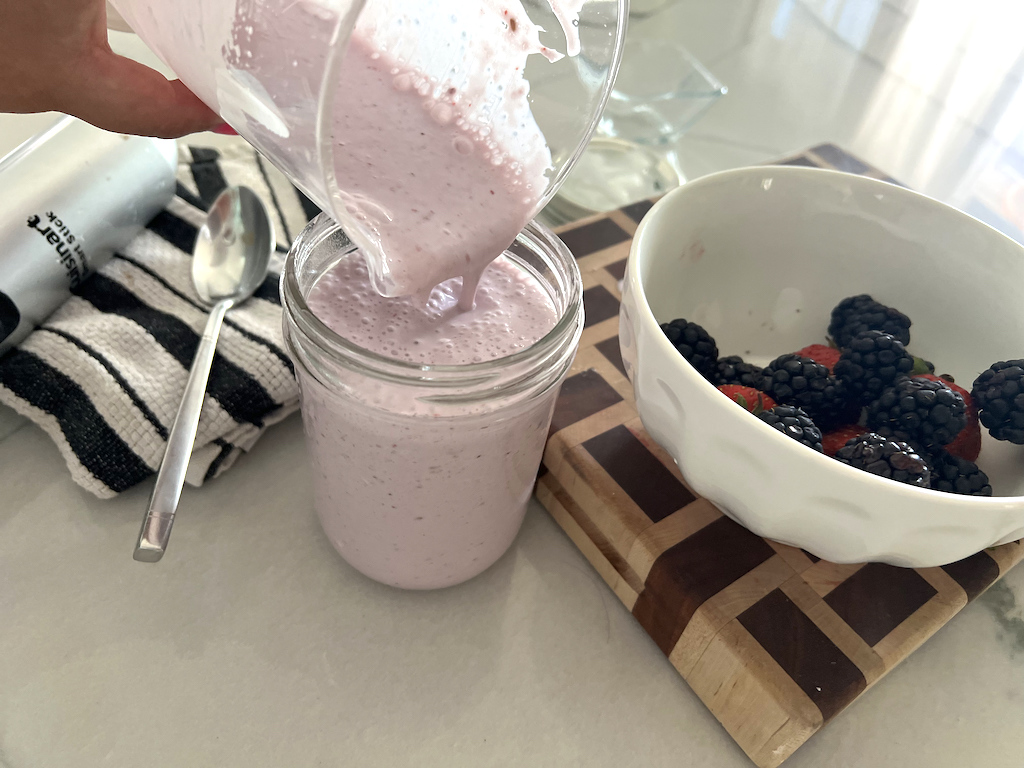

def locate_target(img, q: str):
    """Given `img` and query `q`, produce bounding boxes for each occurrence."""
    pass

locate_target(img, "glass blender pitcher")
[108,0,627,293]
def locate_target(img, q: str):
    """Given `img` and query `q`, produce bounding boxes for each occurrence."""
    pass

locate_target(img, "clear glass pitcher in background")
[108,0,627,296]
[547,0,725,221]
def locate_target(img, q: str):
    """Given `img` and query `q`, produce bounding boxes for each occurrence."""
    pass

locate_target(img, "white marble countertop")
[1,400,1022,768]
[3,4,1024,765]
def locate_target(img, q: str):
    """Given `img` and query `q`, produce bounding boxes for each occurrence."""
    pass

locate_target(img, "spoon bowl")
[195,186,274,306]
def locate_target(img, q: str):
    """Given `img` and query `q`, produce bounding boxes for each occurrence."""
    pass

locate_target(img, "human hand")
[1,0,224,138]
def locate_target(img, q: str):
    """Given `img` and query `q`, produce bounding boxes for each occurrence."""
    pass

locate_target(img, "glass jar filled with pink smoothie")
[282,216,582,589]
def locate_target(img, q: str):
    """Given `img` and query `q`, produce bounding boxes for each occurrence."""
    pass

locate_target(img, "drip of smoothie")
[330,0,587,307]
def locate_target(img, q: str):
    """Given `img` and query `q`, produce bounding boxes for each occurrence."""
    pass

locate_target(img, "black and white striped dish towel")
[0,140,322,498]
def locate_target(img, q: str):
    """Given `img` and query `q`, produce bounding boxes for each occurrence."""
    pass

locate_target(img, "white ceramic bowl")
[619,166,1024,567]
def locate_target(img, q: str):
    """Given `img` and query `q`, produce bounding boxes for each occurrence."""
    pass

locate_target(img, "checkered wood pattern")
[538,144,1024,768]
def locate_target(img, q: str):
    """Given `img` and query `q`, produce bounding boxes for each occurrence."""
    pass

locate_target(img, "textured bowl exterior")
[620,166,1024,567]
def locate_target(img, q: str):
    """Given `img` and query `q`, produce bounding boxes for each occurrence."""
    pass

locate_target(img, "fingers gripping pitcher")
[112,0,627,586]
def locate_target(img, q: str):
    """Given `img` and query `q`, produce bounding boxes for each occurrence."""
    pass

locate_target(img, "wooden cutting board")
[538,144,1024,768]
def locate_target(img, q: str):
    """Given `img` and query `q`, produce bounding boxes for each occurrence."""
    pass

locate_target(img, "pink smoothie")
[309,254,558,365]
[294,2,586,588]
[330,2,583,307]
[300,253,561,588]
[110,0,586,308]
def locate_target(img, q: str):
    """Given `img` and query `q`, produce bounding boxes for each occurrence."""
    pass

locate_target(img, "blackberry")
[874,427,993,497]
[757,405,824,452]
[761,354,852,429]
[834,432,931,488]
[929,449,992,496]
[661,319,718,380]
[866,377,967,452]
[834,330,915,405]
[829,294,912,348]
[714,355,764,389]
[972,360,1024,444]
[872,424,924,450]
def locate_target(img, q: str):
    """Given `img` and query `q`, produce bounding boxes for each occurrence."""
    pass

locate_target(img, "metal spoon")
[134,186,275,562]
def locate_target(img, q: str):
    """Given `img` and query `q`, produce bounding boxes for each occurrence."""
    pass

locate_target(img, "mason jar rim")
[281,214,583,387]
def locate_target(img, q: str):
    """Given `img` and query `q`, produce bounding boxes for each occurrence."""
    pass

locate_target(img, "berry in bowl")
[618,165,1024,567]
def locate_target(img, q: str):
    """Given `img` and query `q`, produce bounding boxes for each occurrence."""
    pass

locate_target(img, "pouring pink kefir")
[111,0,624,586]
[283,1,593,588]
[106,0,615,278]
[329,0,586,307]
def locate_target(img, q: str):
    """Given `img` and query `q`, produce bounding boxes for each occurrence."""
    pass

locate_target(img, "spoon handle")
[134,299,233,562]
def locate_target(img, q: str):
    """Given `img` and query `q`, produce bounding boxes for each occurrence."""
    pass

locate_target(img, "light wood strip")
[780,576,886,685]
[570,345,632,395]
[586,264,626,299]
[672,554,797,677]
[872,567,967,667]
[986,540,1024,575]
[579,316,620,352]
[767,541,817,575]
[626,498,723,583]
[544,443,658,560]
[537,475,641,608]
[687,620,820,768]
[802,561,867,597]
[547,399,637,453]
[608,209,639,235]
[576,240,633,275]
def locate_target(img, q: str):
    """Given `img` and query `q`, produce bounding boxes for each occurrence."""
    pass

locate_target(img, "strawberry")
[822,424,867,456]
[717,385,775,415]
[796,344,841,373]
[915,374,981,462]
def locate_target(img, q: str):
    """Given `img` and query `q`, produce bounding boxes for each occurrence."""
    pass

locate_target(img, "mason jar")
[282,214,583,589]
